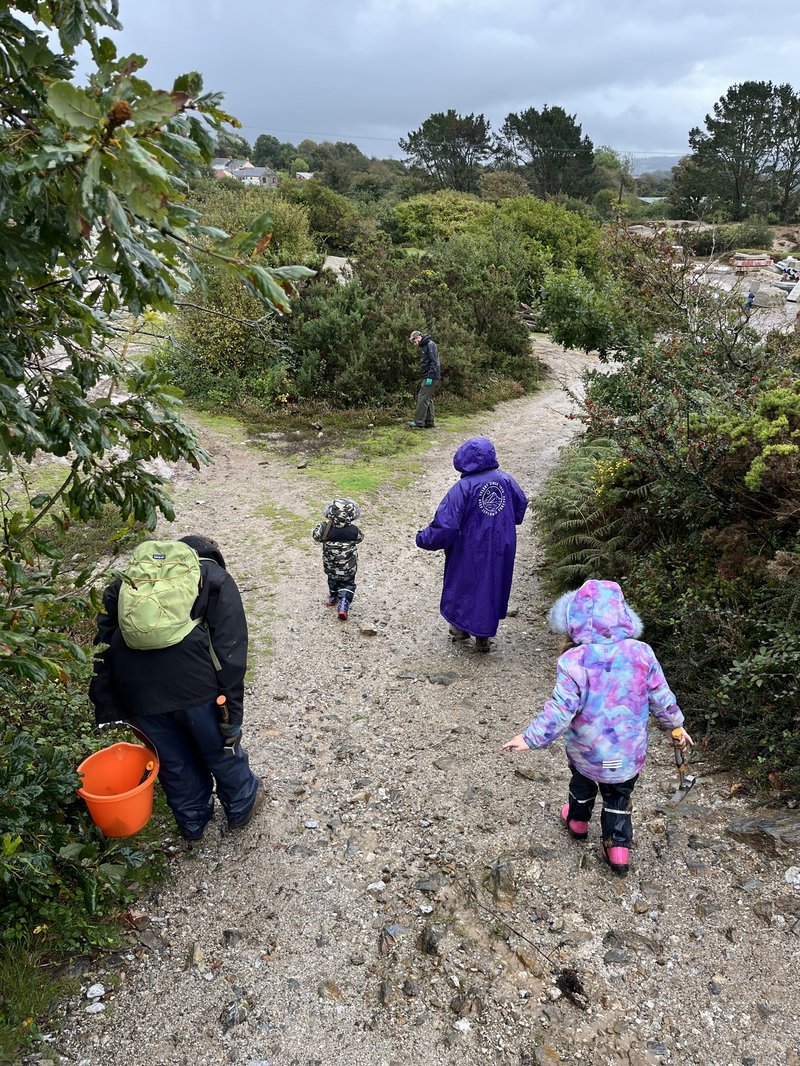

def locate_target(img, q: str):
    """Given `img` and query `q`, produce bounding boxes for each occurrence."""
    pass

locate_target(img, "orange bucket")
[77,742,159,838]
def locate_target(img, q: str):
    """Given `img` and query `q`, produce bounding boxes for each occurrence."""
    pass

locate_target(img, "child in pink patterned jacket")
[502,579,693,876]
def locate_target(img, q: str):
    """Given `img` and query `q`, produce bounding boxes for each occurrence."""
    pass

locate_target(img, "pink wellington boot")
[603,845,630,877]
[560,803,589,840]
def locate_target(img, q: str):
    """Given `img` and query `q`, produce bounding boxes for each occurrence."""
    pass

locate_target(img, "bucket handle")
[96,720,160,765]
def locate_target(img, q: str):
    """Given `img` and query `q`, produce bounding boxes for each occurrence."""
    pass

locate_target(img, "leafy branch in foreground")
[0,1,313,689]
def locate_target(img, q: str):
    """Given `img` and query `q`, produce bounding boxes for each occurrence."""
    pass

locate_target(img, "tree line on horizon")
[218,80,800,225]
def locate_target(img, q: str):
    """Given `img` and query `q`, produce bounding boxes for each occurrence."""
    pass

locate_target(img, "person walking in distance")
[416,437,527,652]
[501,579,692,876]
[408,329,441,429]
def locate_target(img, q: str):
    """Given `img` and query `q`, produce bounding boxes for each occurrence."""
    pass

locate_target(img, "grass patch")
[188,410,247,436]
[254,501,312,548]
[300,422,432,499]
[0,936,68,1064]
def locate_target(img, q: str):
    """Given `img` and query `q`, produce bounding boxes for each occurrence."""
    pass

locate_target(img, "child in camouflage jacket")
[312,498,363,620]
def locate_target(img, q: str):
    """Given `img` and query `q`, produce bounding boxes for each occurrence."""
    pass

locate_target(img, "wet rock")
[428,671,459,686]
[378,924,406,955]
[483,859,517,904]
[317,979,343,1001]
[727,810,800,853]
[418,922,445,956]
[220,996,248,1031]
[416,873,450,895]
[603,948,632,966]
[752,900,774,922]
[186,942,204,970]
[685,857,707,876]
[136,928,166,952]
[603,929,663,957]
[529,844,559,860]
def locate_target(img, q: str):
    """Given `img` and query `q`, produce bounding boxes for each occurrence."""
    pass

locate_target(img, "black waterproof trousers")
[566,762,638,847]
[131,699,260,840]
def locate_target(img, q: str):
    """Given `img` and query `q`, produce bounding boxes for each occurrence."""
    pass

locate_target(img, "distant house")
[295,171,315,182]
[211,158,279,188]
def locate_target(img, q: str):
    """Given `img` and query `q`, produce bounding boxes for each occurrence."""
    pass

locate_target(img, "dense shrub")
[384,190,492,245]
[676,219,772,256]
[278,178,372,253]
[282,237,540,408]
[164,180,318,406]
[538,222,800,787]
[494,196,602,278]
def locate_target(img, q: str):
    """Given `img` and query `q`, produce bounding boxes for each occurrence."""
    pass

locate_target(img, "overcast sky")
[103,0,800,167]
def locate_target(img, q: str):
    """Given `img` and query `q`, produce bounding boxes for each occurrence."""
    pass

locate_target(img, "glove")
[219,722,242,756]
[425,377,433,385]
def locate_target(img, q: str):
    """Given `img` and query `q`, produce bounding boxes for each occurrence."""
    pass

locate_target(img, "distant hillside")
[632,154,683,175]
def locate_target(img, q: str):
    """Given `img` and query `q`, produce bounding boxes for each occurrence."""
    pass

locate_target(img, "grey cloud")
[103,0,800,156]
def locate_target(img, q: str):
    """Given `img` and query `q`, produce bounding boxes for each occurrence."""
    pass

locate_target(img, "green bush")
[0,661,161,944]
[677,219,772,256]
[164,180,318,407]
[384,189,492,245]
[282,237,542,408]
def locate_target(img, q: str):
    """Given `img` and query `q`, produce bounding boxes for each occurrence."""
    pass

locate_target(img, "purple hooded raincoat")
[416,438,528,637]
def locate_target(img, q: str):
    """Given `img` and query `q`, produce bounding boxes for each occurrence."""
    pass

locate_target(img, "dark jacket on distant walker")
[417,335,441,381]
[416,438,528,637]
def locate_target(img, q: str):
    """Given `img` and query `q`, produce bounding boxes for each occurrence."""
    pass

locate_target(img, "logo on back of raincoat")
[478,481,506,516]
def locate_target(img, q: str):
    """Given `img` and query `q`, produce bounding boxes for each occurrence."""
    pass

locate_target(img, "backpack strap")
[202,621,223,672]
[196,560,223,671]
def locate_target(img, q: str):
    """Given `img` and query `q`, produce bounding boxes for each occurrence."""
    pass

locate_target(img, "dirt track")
[55,342,800,1066]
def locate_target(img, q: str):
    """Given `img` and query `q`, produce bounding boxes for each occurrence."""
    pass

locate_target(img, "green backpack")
[118,540,202,651]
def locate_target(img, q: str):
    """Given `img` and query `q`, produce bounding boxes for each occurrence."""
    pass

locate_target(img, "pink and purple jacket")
[523,580,683,783]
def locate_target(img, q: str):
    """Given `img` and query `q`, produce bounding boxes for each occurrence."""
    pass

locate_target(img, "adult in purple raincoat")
[416,438,528,650]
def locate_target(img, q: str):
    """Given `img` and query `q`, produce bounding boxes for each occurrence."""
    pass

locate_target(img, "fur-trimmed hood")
[548,579,643,645]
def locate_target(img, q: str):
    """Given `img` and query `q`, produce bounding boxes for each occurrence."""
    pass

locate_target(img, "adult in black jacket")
[409,329,441,429]
[89,535,264,840]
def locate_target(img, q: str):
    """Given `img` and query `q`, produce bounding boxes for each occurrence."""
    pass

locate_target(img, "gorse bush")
[676,219,773,257]
[282,237,539,408]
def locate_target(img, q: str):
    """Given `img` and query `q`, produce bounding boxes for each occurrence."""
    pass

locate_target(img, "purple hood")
[454,437,500,476]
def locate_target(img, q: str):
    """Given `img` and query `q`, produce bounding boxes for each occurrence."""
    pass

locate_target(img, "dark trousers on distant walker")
[566,762,638,847]
[413,379,439,428]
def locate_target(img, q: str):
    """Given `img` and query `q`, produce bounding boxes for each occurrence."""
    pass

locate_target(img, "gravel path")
[53,342,800,1066]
